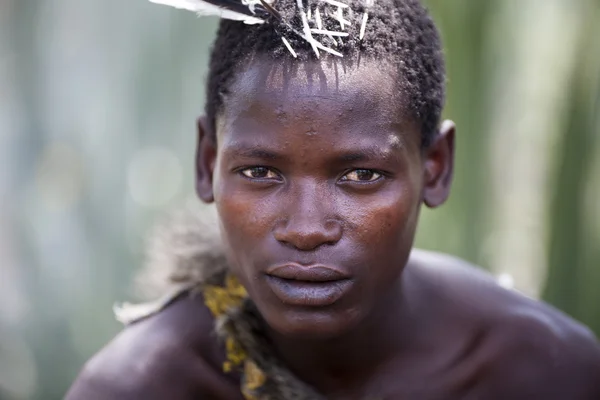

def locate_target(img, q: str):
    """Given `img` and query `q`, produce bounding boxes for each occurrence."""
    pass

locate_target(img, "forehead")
[216,57,419,149]
[232,56,397,95]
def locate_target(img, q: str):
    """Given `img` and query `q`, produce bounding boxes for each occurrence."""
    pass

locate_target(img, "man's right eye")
[240,166,279,180]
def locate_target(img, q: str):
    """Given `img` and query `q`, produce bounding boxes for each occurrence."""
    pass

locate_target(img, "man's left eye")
[342,169,382,182]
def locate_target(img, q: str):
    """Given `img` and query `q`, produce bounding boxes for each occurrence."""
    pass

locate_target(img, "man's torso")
[66,250,600,399]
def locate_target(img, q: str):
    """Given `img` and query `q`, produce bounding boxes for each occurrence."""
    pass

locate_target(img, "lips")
[266,264,350,282]
[265,263,353,306]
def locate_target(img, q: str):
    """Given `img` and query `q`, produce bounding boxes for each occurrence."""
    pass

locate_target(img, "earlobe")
[423,120,455,208]
[196,116,216,203]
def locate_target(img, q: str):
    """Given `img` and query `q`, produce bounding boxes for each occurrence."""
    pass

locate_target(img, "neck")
[266,267,429,395]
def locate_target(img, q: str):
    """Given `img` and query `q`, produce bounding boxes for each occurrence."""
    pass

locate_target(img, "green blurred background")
[1,0,599,398]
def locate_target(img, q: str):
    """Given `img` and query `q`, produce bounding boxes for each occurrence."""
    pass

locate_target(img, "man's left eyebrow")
[336,146,399,163]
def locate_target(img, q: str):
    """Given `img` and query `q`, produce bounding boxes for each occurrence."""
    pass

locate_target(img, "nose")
[273,184,343,251]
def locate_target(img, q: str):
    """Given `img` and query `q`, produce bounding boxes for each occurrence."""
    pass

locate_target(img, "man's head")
[196,0,455,339]
[205,0,446,148]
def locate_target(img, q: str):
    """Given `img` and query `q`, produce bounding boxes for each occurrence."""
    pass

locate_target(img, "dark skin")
[67,58,600,399]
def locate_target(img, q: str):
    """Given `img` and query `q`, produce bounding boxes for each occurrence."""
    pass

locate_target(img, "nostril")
[323,219,343,241]
[273,218,343,251]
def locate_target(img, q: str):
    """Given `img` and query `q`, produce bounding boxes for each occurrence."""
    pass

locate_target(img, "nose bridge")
[295,178,325,216]
[274,178,342,250]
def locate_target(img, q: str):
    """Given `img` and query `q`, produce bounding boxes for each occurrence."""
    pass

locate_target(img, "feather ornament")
[150,0,375,58]
[149,0,267,24]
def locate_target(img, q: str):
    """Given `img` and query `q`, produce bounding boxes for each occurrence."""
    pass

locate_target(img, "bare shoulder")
[410,249,600,398]
[476,304,600,399]
[66,293,243,400]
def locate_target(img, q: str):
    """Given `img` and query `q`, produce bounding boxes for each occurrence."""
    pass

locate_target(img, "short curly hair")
[205,0,445,147]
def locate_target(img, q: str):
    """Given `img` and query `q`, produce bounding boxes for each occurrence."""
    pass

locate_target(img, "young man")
[66,0,600,398]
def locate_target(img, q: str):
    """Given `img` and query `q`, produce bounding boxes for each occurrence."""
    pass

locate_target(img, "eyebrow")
[223,144,283,161]
[338,152,372,163]
[222,142,402,164]
[336,146,399,163]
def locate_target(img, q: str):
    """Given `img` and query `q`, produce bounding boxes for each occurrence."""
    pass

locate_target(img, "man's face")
[201,58,443,338]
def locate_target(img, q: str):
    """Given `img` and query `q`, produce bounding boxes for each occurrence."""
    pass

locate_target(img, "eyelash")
[238,167,385,184]
[339,169,383,183]
[239,166,282,181]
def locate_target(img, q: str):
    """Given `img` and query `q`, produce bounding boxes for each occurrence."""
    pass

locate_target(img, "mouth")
[265,264,353,307]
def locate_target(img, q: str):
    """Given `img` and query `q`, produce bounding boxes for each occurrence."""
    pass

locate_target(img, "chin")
[262,305,364,340]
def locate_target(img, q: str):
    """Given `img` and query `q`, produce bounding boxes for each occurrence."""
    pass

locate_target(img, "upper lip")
[266,263,351,282]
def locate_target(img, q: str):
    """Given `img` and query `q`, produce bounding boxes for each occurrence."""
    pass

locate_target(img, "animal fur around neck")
[117,203,325,400]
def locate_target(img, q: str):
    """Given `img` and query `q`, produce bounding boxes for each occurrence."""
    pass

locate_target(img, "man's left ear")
[423,120,455,208]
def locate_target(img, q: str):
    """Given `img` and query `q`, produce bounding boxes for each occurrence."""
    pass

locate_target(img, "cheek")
[215,188,261,243]
[215,191,257,282]
[213,173,279,261]
[348,189,419,302]
[344,181,421,265]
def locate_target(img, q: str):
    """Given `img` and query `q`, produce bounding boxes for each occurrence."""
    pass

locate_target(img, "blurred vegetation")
[0,0,598,399]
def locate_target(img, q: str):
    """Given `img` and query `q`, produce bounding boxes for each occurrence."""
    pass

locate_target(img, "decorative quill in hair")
[149,0,269,24]
[150,0,373,58]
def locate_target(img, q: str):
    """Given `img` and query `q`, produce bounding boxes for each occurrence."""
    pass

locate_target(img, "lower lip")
[265,276,353,307]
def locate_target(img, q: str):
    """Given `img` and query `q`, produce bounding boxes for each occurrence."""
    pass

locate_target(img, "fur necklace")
[114,204,325,400]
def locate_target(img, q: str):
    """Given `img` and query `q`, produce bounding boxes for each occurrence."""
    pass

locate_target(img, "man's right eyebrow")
[222,144,282,160]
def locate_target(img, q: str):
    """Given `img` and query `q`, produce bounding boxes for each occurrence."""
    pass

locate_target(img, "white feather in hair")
[150,0,374,58]
[149,0,266,24]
